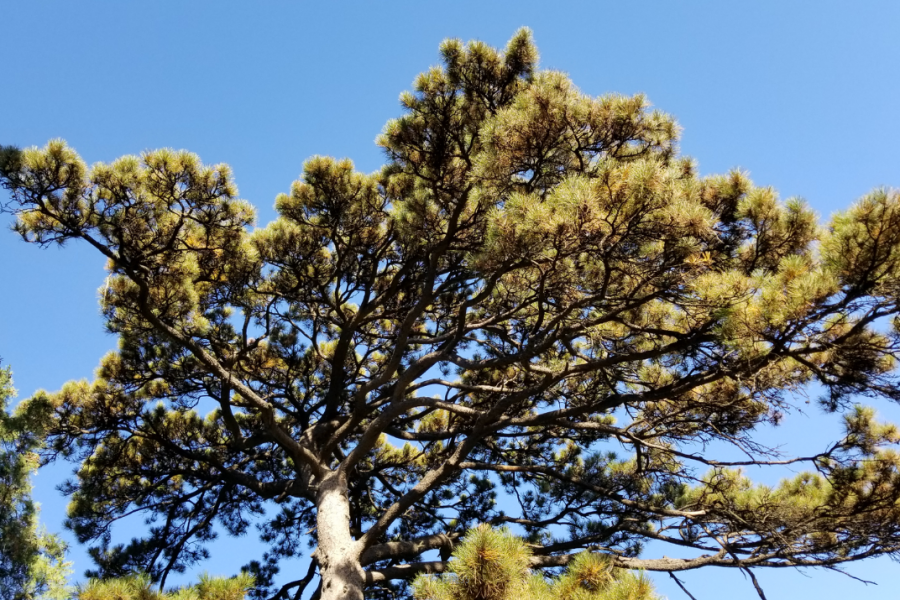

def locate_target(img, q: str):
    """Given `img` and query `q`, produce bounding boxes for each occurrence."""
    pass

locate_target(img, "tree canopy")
[4,29,900,600]
[0,363,71,600]
[76,573,253,600]
[412,525,659,600]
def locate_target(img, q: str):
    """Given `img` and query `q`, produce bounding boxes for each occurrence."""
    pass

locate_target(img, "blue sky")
[2,2,900,598]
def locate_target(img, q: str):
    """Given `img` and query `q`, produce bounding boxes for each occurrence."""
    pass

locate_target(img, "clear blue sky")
[2,2,900,598]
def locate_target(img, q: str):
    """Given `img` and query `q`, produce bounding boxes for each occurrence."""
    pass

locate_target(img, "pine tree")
[77,572,253,600]
[4,29,900,600]
[0,364,72,600]
[412,525,658,600]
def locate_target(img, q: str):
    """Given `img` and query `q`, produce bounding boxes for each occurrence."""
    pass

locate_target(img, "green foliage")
[412,526,658,600]
[0,364,72,600]
[4,28,900,599]
[77,572,253,600]
[0,145,23,184]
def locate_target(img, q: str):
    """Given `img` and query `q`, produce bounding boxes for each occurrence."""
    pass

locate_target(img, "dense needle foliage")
[4,29,900,599]
[412,526,658,600]
[0,364,71,600]
[76,573,253,600]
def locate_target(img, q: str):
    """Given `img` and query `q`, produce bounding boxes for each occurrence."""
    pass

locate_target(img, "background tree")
[0,362,72,600]
[4,29,900,600]
[412,525,659,600]
[77,572,253,600]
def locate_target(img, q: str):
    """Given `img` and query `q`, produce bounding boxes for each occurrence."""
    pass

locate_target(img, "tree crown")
[4,29,900,599]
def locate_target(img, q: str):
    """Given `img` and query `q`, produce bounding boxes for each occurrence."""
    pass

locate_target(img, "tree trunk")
[314,472,365,600]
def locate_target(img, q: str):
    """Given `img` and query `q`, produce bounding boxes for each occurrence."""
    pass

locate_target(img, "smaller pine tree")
[77,573,254,600]
[0,363,71,600]
[412,525,659,600]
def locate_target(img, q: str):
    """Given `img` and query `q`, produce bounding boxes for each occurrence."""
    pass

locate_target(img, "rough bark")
[313,473,364,600]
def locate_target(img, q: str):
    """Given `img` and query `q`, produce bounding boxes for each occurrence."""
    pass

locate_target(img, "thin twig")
[668,571,699,600]
[741,567,768,600]
[268,558,318,600]
[824,565,877,586]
